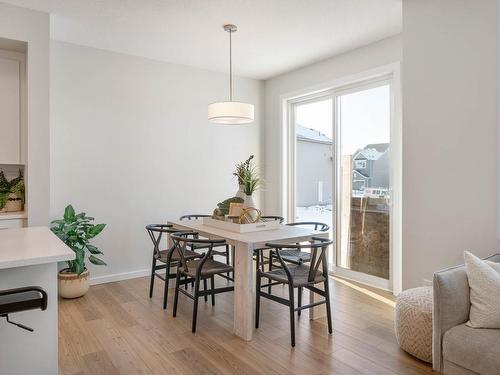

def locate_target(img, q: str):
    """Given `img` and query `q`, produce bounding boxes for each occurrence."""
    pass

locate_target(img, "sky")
[295,84,390,155]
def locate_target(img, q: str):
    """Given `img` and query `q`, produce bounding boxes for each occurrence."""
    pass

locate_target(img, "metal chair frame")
[146,224,201,310]
[255,237,333,347]
[180,214,233,280]
[171,232,234,333]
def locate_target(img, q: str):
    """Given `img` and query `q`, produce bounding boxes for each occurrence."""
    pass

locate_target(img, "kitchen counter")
[0,226,74,375]
[0,226,74,269]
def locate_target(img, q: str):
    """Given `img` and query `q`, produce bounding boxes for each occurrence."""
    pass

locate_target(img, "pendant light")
[208,24,254,124]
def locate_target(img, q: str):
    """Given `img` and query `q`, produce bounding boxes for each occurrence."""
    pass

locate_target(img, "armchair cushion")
[464,251,500,328]
[433,253,500,373]
[443,323,500,375]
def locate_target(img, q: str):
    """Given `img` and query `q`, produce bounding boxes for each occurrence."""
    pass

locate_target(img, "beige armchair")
[432,254,500,374]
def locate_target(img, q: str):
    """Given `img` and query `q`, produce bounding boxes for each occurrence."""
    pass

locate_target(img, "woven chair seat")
[179,259,233,278]
[261,264,325,287]
[279,249,311,264]
[157,248,201,263]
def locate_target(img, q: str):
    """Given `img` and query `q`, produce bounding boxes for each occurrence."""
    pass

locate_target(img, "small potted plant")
[51,205,106,298]
[0,170,25,213]
[233,155,254,198]
[241,163,263,209]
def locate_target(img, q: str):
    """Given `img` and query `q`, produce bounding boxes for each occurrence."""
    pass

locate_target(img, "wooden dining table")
[167,219,329,341]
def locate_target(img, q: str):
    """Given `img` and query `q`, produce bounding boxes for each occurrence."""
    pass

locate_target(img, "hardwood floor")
[59,275,434,375]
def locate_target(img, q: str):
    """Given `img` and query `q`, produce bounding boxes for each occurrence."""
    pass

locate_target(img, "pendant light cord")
[229,28,233,101]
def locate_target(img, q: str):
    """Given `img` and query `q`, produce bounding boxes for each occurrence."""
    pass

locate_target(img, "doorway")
[283,67,401,292]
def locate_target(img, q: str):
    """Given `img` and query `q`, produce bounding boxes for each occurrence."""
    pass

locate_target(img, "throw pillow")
[464,251,500,328]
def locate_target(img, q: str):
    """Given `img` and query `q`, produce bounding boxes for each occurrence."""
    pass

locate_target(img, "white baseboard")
[90,268,151,285]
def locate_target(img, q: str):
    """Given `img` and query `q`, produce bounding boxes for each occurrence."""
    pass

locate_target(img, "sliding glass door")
[292,96,334,235]
[285,75,397,290]
[335,83,391,286]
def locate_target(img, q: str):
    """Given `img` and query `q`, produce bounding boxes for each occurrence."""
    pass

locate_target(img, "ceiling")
[3,0,402,80]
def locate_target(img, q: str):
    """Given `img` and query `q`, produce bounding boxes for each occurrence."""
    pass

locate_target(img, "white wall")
[402,0,499,288]
[263,35,402,215]
[0,3,50,225]
[50,41,263,281]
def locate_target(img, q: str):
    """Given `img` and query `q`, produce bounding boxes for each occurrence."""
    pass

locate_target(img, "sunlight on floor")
[332,275,396,307]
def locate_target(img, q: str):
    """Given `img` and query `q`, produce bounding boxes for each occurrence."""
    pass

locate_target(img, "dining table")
[167,218,329,341]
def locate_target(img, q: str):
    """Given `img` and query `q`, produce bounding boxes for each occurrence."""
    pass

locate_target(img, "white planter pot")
[243,194,256,209]
[58,268,90,298]
[5,195,22,212]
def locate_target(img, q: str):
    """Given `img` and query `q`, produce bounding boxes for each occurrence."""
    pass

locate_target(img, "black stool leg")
[288,284,296,347]
[149,257,156,298]
[172,271,181,317]
[192,279,200,333]
[163,261,170,309]
[255,272,261,329]
[297,287,303,317]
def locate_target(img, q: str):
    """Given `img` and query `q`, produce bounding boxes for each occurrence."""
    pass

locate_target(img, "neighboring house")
[296,125,333,207]
[352,143,389,193]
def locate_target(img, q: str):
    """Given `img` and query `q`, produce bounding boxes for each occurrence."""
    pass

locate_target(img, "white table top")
[167,219,326,246]
[0,226,75,270]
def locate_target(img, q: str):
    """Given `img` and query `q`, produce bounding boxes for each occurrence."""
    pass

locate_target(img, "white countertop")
[0,226,75,269]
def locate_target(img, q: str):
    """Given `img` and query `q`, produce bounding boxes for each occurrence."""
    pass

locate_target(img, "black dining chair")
[255,237,334,347]
[146,224,203,309]
[180,214,232,280]
[253,215,285,273]
[275,221,330,265]
[262,221,330,295]
[171,232,234,333]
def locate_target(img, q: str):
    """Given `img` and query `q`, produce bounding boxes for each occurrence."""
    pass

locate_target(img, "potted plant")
[51,205,106,298]
[233,155,254,198]
[241,164,263,209]
[0,170,25,213]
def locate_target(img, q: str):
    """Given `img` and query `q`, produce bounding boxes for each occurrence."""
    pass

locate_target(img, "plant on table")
[233,155,254,186]
[242,165,263,196]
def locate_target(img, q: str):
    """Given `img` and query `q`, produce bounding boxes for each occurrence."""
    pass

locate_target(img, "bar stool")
[255,237,333,347]
[146,224,202,309]
[171,232,234,333]
[0,286,48,332]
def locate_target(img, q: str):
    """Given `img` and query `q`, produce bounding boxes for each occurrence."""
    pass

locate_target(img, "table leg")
[233,241,254,340]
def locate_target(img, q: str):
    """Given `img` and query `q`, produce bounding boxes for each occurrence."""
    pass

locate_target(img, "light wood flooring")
[59,275,434,375]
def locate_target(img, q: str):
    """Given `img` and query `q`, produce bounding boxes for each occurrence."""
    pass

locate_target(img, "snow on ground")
[295,205,333,232]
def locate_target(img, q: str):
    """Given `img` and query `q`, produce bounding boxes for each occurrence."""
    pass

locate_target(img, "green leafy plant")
[217,196,244,215]
[242,165,263,196]
[0,170,25,210]
[51,205,106,275]
[233,155,254,185]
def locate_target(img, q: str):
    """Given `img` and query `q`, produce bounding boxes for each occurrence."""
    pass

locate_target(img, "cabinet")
[0,52,23,164]
[0,218,26,229]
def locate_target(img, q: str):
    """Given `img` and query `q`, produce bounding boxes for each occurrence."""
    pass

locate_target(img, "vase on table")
[243,194,256,209]
[235,185,245,199]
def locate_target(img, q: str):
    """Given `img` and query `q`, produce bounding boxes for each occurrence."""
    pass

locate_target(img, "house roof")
[296,125,332,144]
[354,143,389,161]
